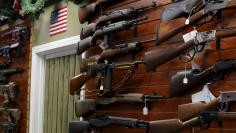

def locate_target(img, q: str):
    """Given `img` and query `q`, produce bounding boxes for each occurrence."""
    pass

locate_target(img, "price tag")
[183,30,197,43]
[143,106,148,115]
[191,84,216,103]
[183,77,188,84]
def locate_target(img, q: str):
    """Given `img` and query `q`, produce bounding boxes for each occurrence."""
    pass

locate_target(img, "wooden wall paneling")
[43,62,50,133]
[82,0,236,132]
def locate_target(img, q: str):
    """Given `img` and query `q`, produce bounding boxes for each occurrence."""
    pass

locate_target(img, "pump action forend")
[69,111,236,133]
[169,60,236,97]
[80,2,157,39]
[178,91,236,121]
[77,16,148,55]
[75,93,164,117]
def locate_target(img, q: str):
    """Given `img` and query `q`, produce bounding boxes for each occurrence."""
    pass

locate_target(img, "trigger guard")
[219,102,228,112]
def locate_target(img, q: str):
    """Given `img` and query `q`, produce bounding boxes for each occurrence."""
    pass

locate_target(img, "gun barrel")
[69,121,90,133]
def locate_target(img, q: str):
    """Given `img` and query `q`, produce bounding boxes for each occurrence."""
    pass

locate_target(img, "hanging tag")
[183,77,188,84]
[99,85,104,91]
[185,19,190,25]
[183,63,188,84]
[183,29,197,43]
[143,106,148,115]
[143,98,148,115]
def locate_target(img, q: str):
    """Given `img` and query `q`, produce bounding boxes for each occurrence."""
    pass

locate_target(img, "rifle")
[0,122,16,133]
[80,2,157,39]
[79,0,122,24]
[0,82,18,106]
[0,108,21,124]
[0,27,30,63]
[178,91,236,121]
[0,67,23,84]
[69,111,236,133]
[70,61,145,95]
[75,93,164,116]
[169,60,236,97]
[144,28,236,72]
[77,17,147,55]
[156,0,236,45]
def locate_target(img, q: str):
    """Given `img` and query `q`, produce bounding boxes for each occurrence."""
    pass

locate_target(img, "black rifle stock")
[144,29,236,72]
[69,112,236,133]
[80,2,157,39]
[75,93,164,116]
[169,60,236,97]
[156,0,236,45]
[77,17,147,55]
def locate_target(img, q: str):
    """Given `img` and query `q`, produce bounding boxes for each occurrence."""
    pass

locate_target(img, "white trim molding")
[29,35,80,133]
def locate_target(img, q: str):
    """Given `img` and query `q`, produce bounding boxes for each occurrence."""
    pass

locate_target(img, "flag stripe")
[50,7,68,36]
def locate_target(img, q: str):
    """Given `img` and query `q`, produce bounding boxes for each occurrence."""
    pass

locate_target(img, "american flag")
[50,7,68,36]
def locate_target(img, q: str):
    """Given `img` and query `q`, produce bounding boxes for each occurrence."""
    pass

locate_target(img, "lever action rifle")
[169,60,236,97]
[144,28,236,72]
[69,111,236,133]
[156,0,236,45]
[178,91,236,121]
[80,2,157,39]
[0,82,18,106]
[75,93,164,117]
[70,60,145,95]
[0,122,16,133]
[79,0,122,24]
[77,17,147,55]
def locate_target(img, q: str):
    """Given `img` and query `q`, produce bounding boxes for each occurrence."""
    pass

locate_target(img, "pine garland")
[20,0,45,15]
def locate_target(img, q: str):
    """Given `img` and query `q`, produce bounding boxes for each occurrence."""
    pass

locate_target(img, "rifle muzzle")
[77,37,93,55]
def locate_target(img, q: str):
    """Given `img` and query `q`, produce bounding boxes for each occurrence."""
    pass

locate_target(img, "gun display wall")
[71,0,236,132]
[0,24,30,133]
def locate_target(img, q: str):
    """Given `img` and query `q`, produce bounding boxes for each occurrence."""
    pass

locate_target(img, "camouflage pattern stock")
[145,28,236,72]
[178,98,220,121]
[0,82,18,106]
[0,108,21,123]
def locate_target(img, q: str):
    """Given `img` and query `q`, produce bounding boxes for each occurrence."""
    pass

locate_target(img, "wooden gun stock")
[178,98,220,121]
[70,73,91,95]
[148,117,200,133]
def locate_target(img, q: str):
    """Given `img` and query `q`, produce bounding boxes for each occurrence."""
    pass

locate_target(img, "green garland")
[20,0,45,15]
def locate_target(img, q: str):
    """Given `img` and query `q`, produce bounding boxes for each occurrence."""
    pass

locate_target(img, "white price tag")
[191,84,216,103]
[143,106,148,115]
[183,77,188,84]
[183,30,197,43]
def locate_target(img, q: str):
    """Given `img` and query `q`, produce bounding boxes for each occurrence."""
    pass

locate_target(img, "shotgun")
[156,0,236,45]
[69,111,236,133]
[178,91,236,121]
[77,17,147,55]
[75,93,164,117]
[80,2,157,39]
[169,60,236,97]
[144,28,236,72]
[70,61,145,95]
[0,122,16,133]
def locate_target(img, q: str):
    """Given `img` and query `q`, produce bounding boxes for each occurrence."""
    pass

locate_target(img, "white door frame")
[29,35,80,133]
